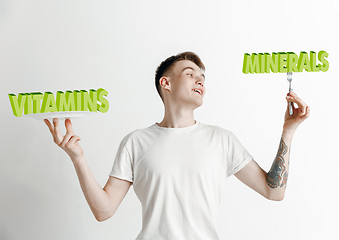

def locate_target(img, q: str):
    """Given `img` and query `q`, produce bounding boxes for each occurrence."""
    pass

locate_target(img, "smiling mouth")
[192,89,203,95]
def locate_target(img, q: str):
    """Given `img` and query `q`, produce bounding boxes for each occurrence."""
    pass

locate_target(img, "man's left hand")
[283,91,310,133]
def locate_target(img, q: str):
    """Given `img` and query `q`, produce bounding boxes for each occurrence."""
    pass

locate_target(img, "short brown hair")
[155,51,205,100]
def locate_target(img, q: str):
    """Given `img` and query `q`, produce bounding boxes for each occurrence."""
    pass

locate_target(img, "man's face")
[166,60,206,109]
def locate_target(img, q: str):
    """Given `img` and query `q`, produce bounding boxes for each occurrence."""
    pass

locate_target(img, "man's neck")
[157,105,195,128]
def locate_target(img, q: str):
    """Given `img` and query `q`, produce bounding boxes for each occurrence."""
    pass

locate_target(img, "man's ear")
[159,76,171,93]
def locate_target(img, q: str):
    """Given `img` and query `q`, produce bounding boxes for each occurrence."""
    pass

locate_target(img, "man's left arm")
[234,91,310,201]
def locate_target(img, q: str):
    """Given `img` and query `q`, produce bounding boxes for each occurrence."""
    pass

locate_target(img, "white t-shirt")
[110,121,253,240]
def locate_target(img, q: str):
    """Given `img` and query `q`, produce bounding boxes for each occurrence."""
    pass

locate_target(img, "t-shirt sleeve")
[109,137,134,183]
[226,132,253,177]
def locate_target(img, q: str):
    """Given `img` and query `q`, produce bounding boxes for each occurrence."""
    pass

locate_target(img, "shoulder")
[119,124,158,145]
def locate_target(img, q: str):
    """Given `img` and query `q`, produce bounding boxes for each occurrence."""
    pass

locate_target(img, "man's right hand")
[44,118,84,163]
[44,118,131,222]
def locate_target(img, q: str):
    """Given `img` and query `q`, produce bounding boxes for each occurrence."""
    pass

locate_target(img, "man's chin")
[193,100,203,109]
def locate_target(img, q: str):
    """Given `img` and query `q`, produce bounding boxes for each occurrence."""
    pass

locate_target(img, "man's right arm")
[44,118,132,222]
[73,156,132,221]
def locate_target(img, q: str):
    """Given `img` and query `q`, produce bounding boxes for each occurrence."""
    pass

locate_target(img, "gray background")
[1,0,338,239]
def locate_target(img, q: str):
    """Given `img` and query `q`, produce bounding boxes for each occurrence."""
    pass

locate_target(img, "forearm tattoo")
[266,138,289,189]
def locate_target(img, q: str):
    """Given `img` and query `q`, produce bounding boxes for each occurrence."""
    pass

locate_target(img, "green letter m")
[242,53,260,74]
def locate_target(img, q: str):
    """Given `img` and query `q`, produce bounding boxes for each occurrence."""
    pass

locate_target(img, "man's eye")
[187,73,193,77]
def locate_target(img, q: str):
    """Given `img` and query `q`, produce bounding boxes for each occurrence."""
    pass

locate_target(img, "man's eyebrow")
[181,67,205,80]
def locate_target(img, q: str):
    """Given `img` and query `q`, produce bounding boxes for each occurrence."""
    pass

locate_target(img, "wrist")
[283,122,297,133]
[71,155,86,166]
[282,128,295,140]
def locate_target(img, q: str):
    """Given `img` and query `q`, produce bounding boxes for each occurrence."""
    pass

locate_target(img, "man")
[44,52,310,240]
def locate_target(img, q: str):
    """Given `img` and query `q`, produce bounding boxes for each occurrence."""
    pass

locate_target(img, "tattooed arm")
[234,92,310,201]
[266,137,289,189]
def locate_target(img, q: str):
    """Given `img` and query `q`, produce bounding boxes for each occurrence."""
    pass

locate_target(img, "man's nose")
[196,79,205,87]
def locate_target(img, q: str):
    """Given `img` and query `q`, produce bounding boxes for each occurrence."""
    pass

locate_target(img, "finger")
[286,95,296,115]
[53,118,60,134]
[300,106,311,121]
[287,92,307,115]
[65,135,81,148]
[286,92,294,104]
[52,118,63,143]
[44,119,54,133]
[59,132,74,148]
[65,119,74,135]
